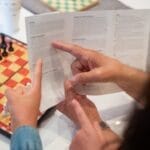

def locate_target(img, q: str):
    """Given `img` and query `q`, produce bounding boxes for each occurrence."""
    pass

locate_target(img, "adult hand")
[57,80,101,124]
[52,41,149,101]
[5,59,42,131]
[70,100,120,150]
[52,41,123,85]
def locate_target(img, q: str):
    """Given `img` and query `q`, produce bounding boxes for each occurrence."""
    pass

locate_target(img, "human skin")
[69,99,120,150]
[52,41,149,102]
[58,80,121,150]
[5,59,42,131]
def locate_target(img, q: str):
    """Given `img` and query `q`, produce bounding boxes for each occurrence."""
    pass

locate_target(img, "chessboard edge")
[0,128,11,138]
[41,0,100,12]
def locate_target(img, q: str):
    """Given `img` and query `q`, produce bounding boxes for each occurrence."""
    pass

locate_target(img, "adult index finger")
[52,41,87,59]
[71,99,92,129]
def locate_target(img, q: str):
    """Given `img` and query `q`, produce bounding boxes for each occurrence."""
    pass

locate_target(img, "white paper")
[39,110,76,150]
[39,92,135,150]
[26,10,150,112]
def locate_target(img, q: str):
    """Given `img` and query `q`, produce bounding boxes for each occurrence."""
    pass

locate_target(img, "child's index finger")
[32,59,42,92]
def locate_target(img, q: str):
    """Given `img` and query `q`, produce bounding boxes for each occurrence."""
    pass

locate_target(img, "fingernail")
[52,40,62,45]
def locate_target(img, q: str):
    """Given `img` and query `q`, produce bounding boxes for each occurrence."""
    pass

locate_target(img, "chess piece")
[8,41,14,52]
[0,44,2,60]
[0,55,2,60]
[2,47,8,57]
[0,34,8,57]
[0,33,7,50]
[0,50,2,60]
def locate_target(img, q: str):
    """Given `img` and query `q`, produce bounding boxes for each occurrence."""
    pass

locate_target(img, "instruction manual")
[26,9,150,111]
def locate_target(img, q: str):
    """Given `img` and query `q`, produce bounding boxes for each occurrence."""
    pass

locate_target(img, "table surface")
[1,1,150,149]
[119,0,150,9]
[21,0,150,14]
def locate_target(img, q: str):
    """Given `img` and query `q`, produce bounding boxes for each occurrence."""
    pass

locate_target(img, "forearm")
[11,126,42,150]
[116,64,149,103]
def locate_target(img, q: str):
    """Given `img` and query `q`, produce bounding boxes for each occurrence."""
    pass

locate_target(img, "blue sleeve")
[11,126,43,150]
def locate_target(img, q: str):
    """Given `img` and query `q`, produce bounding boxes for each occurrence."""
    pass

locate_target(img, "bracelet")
[99,121,110,130]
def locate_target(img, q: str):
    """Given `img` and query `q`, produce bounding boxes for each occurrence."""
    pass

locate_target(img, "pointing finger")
[52,41,87,59]
[71,99,92,129]
[93,121,103,138]
[32,59,42,93]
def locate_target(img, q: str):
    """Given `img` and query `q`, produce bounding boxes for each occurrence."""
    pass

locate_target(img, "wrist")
[116,65,149,100]
[12,118,37,131]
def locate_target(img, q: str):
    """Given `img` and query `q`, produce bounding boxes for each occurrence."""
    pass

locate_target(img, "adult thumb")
[70,69,102,85]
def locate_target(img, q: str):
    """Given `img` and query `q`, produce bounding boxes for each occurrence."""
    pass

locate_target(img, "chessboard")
[0,33,31,137]
[42,0,99,12]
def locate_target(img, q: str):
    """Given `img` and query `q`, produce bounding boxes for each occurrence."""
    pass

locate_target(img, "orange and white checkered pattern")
[0,37,31,136]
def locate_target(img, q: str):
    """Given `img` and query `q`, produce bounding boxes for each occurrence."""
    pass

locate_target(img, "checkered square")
[11,73,25,83]
[8,63,21,72]
[20,78,31,85]
[0,85,7,105]
[14,49,24,57]
[0,85,7,93]
[18,68,29,76]
[0,97,6,105]
[0,93,4,99]
[2,68,15,77]
[0,105,3,112]
[0,65,6,73]
[5,79,17,88]
[0,74,8,84]
[1,59,12,68]
[42,0,99,12]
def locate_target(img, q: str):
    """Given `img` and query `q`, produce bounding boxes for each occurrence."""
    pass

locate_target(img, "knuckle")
[71,61,80,71]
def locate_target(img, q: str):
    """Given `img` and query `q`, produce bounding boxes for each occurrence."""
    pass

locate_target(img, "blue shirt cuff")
[11,126,42,150]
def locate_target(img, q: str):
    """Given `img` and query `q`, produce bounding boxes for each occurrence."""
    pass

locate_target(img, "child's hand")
[5,59,42,131]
